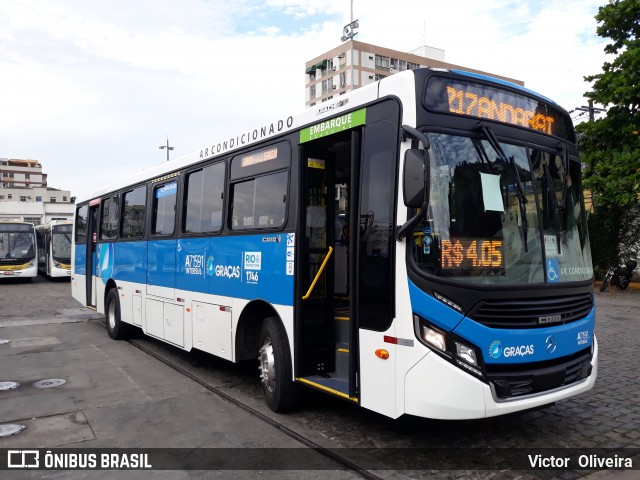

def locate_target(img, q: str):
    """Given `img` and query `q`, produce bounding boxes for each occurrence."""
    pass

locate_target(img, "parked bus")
[71,68,596,419]
[0,220,38,280]
[36,220,73,278]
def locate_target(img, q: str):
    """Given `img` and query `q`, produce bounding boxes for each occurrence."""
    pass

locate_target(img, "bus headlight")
[421,325,446,352]
[414,314,485,379]
[455,341,478,367]
[54,261,61,268]
[29,259,36,267]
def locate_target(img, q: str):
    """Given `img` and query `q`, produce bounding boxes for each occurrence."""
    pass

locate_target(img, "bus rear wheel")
[258,316,299,413]
[105,288,131,340]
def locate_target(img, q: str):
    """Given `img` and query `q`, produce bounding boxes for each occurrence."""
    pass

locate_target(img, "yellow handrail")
[302,246,334,300]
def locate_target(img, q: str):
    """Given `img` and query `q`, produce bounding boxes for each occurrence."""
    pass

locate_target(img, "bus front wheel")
[258,317,299,413]
[105,288,130,340]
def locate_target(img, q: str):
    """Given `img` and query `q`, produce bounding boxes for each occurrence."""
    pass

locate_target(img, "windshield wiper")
[557,143,569,212]
[475,122,529,251]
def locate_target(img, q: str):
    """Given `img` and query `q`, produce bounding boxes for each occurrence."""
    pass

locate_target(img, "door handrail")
[302,246,334,300]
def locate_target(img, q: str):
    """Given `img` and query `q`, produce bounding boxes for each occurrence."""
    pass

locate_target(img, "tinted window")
[231,171,287,230]
[100,196,119,241]
[121,186,146,239]
[75,205,88,243]
[152,181,177,236]
[359,120,397,331]
[184,162,225,234]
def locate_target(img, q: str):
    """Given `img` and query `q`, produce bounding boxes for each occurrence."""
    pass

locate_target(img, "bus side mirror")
[403,149,429,208]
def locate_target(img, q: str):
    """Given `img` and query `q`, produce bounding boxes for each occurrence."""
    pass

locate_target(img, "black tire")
[618,277,629,290]
[599,278,610,292]
[105,288,130,340]
[258,316,300,413]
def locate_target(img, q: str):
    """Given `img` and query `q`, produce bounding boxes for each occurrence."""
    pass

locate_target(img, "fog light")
[455,341,478,366]
[421,325,446,352]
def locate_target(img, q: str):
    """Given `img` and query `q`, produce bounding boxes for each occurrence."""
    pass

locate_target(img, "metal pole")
[159,137,174,162]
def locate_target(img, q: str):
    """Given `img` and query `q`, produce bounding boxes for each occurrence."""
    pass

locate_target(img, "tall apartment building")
[0,158,74,224]
[305,40,524,108]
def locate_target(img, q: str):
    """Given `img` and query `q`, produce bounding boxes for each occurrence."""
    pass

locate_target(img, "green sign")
[300,108,366,143]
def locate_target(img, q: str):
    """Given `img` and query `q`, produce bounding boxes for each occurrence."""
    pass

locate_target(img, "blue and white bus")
[0,220,38,280]
[71,68,596,419]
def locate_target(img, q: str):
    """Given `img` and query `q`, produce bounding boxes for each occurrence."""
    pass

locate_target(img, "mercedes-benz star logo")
[545,335,557,353]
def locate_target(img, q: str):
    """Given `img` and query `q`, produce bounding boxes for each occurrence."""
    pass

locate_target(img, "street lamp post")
[341,1,359,92]
[159,138,174,162]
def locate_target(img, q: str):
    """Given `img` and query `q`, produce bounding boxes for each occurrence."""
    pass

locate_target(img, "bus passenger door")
[86,205,99,307]
[297,128,360,401]
[145,180,179,343]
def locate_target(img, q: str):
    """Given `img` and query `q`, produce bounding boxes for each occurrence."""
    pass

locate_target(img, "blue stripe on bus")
[408,280,465,331]
[84,233,294,306]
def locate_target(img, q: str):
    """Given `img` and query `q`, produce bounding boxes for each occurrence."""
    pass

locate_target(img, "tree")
[577,0,640,268]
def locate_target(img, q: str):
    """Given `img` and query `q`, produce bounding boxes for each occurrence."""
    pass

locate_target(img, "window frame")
[120,184,147,240]
[229,169,290,232]
[99,195,120,242]
[227,141,291,233]
[151,180,178,237]
[182,160,226,236]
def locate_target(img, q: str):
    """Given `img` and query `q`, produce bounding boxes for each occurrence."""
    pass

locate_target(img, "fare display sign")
[441,238,504,272]
[425,76,573,140]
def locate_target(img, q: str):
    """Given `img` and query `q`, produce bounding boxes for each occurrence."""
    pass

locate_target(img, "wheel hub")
[258,337,276,392]
[107,301,116,330]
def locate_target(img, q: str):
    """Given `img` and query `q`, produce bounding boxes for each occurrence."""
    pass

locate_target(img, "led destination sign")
[425,77,573,140]
[441,238,504,271]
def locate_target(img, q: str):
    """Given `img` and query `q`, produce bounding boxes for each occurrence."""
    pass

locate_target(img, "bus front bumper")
[0,264,37,278]
[404,337,598,420]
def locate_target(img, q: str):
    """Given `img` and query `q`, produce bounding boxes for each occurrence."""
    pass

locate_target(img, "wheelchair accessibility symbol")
[547,259,560,283]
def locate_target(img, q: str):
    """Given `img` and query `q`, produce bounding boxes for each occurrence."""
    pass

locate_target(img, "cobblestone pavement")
[1,277,638,479]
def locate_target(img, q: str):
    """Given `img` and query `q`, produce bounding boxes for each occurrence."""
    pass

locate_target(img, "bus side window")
[75,205,88,243]
[230,171,287,231]
[152,181,177,236]
[100,195,119,241]
[120,186,146,239]
[184,162,225,234]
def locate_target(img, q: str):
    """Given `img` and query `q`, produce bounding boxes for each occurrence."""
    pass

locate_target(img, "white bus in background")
[0,220,38,280]
[36,220,73,278]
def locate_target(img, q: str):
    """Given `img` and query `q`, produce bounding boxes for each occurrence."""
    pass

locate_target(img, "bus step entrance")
[297,307,352,398]
[298,374,352,400]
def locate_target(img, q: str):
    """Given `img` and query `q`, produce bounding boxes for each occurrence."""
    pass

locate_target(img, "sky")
[0,0,611,199]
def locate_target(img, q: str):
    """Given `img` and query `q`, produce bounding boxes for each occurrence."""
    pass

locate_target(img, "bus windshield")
[52,224,72,262]
[412,132,593,285]
[0,224,36,261]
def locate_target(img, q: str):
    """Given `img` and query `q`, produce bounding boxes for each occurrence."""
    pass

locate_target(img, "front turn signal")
[375,349,389,360]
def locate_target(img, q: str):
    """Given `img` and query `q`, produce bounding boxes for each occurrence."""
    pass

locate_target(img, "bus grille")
[486,349,592,399]
[468,293,593,329]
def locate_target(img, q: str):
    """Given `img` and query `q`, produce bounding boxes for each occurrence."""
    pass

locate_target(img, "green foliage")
[587,206,621,273]
[578,1,640,269]
[577,0,640,210]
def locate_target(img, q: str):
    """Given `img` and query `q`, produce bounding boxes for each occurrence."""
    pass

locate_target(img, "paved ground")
[0,276,638,479]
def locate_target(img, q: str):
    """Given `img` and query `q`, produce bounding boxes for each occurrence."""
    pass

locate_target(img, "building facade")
[0,158,74,224]
[305,40,524,108]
